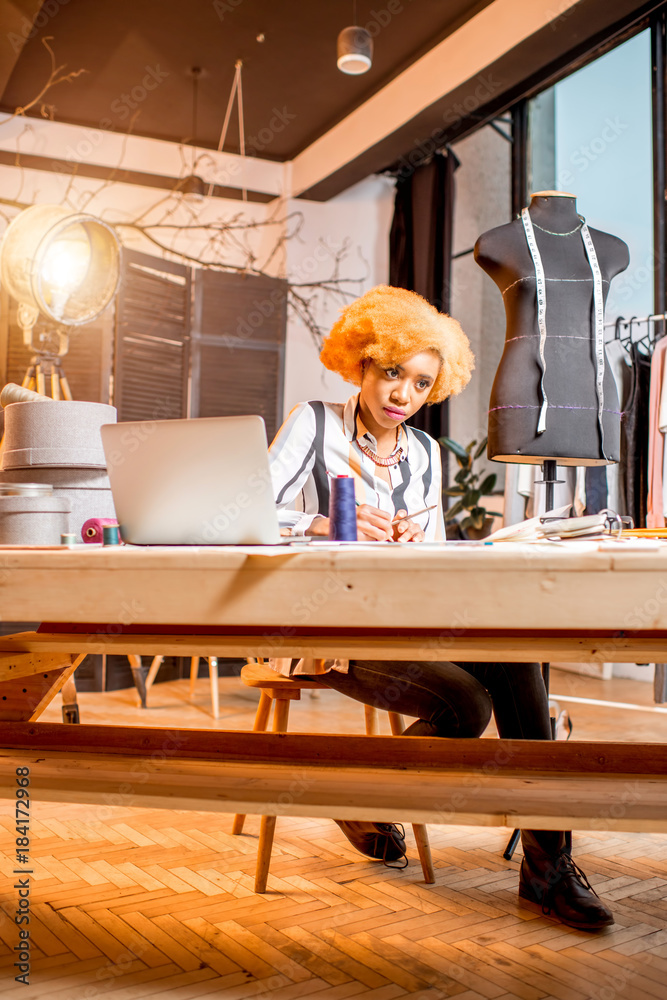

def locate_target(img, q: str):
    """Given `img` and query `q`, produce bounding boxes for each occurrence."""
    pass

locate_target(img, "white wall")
[0,163,279,274]
[282,173,395,418]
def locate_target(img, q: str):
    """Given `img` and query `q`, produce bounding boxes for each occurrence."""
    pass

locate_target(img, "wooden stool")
[232,661,435,892]
[189,656,220,719]
[126,655,220,719]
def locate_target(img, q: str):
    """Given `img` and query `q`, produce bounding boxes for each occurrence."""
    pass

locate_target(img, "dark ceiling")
[0,0,493,160]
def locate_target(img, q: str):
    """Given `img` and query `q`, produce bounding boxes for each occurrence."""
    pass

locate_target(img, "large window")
[528,29,654,325]
[448,121,512,487]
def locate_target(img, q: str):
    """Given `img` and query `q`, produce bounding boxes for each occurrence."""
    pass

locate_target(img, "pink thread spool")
[81,517,119,544]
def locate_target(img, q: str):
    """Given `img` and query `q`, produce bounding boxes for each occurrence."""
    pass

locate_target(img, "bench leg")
[364,703,379,735]
[127,655,148,709]
[388,711,435,884]
[254,696,291,893]
[61,674,80,724]
[255,816,277,893]
[189,657,199,700]
[232,690,273,835]
[413,824,436,884]
[145,655,164,693]
[208,657,219,720]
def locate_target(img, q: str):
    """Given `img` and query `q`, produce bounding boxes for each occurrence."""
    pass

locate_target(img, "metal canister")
[0,482,54,497]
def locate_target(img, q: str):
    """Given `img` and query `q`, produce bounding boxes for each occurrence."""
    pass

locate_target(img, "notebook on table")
[100,415,282,545]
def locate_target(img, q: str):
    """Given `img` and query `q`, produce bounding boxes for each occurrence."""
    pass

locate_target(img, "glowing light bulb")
[39,232,91,320]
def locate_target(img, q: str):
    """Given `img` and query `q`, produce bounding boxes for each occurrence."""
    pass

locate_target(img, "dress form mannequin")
[474,192,629,466]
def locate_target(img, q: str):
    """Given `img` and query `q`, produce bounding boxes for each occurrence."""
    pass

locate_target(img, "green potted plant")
[439,435,502,539]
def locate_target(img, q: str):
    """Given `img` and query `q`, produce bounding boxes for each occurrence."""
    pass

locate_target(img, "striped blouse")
[268,394,445,677]
[269,393,446,540]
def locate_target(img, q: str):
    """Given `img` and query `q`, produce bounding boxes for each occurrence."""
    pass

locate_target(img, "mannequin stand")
[503,458,561,861]
[536,458,562,513]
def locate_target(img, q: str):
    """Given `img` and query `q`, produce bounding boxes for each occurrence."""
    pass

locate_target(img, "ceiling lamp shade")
[0,204,120,327]
[181,173,206,202]
[337,26,373,75]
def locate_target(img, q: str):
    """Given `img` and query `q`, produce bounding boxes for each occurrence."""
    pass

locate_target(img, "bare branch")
[81,110,142,211]
[1,37,87,127]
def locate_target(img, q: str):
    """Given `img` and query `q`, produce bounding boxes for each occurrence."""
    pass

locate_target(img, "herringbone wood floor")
[2,668,666,1000]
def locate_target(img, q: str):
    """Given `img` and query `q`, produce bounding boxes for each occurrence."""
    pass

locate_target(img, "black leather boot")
[519,830,614,930]
[334,821,408,867]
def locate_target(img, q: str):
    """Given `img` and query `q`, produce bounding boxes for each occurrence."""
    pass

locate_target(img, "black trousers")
[314,659,568,858]
[319,659,552,740]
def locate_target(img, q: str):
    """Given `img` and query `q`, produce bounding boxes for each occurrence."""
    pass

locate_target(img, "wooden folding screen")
[113,249,191,422]
[190,269,287,443]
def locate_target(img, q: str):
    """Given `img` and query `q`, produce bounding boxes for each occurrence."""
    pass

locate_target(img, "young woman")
[268,285,613,931]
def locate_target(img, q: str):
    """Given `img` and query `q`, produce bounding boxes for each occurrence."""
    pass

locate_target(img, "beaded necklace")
[358,439,404,466]
[357,426,404,467]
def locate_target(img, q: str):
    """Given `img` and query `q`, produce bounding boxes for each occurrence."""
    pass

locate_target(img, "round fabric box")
[0,466,117,537]
[2,400,117,469]
[0,494,71,545]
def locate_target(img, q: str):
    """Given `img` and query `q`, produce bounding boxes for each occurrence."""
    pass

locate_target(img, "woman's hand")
[392,509,425,543]
[305,516,329,536]
[306,506,393,541]
[356,504,392,541]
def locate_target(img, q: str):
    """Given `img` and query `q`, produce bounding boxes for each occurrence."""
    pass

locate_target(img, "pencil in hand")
[391,504,437,524]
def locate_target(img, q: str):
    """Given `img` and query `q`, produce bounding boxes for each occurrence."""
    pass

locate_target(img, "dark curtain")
[389,150,458,447]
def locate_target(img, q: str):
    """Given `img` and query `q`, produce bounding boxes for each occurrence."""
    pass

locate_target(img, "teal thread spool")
[102,524,120,546]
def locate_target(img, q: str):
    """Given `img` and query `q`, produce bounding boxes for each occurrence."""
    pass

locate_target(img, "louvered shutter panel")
[191,270,286,442]
[114,250,190,421]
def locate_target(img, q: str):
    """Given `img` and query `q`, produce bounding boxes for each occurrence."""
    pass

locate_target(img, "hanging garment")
[584,465,607,515]
[502,463,529,526]
[605,339,632,516]
[622,343,652,528]
[655,664,667,704]
[646,336,667,527]
[657,346,667,521]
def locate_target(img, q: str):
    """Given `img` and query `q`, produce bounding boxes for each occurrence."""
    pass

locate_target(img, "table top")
[0,537,664,566]
[0,539,665,631]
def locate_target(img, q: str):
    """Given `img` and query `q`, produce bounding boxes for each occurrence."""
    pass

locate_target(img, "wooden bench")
[2,723,666,834]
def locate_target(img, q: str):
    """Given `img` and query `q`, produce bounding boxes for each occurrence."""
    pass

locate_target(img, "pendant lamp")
[337,26,373,75]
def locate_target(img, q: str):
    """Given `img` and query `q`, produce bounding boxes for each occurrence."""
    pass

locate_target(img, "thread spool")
[328,475,357,541]
[0,383,52,407]
[82,516,119,544]
[102,524,120,546]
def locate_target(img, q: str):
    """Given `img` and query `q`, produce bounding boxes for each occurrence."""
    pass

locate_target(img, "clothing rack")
[604,311,667,329]
[602,313,667,355]
[604,312,667,337]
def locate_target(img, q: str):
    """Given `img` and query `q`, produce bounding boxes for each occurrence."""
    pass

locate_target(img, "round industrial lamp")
[337,26,373,75]
[0,204,121,398]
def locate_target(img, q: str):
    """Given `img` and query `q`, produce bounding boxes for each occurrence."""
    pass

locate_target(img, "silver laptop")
[100,415,281,544]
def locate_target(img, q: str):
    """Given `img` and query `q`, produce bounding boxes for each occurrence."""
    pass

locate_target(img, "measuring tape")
[520,209,608,458]
[521,208,549,433]
[580,221,608,460]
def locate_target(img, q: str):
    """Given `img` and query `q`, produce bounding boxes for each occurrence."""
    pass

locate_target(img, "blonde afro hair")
[319,285,474,403]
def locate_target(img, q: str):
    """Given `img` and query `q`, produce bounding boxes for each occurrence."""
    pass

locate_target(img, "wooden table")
[1,541,666,832]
